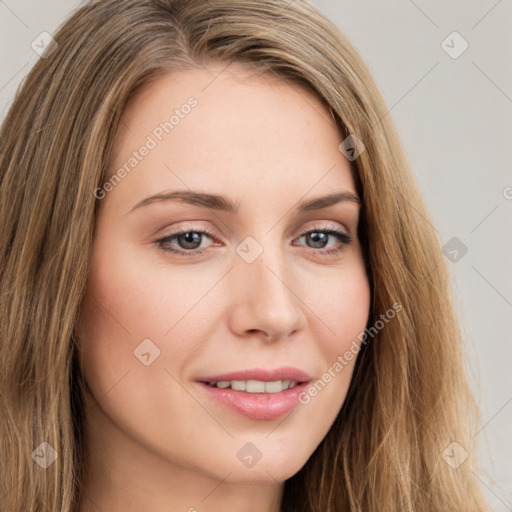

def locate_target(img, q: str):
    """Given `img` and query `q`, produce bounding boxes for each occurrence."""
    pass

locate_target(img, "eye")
[155,222,352,257]
[293,222,352,256]
[155,226,218,256]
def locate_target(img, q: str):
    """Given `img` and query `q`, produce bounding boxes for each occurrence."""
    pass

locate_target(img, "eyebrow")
[128,189,361,215]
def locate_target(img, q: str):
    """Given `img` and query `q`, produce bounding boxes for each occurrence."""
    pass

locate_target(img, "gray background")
[1,1,511,509]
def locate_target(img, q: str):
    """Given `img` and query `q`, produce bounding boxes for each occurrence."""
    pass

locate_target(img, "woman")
[0,0,489,510]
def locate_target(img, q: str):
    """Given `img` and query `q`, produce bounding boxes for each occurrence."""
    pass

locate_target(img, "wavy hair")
[0,0,489,510]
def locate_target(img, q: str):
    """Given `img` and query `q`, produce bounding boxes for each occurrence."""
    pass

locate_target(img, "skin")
[77,61,371,512]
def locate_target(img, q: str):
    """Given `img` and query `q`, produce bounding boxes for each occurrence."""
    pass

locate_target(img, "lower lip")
[196,381,310,420]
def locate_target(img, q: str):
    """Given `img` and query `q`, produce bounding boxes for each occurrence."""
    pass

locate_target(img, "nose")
[226,243,306,342]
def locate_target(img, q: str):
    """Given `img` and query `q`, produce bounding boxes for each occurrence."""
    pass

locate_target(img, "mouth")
[195,367,313,421]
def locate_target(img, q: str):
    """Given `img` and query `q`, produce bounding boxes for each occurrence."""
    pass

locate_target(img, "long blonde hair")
[0,0,489,510]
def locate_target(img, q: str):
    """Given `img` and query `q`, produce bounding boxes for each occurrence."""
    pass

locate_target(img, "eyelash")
[155,222,352,257]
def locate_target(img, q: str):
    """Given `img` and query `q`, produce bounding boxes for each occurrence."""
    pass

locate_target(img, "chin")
[221,460,308,484]
[216,441,313,484]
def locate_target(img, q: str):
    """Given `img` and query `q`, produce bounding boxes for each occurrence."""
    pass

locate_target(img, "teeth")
[231,380,246,391]
[264,381,282,393]
[208,379,299,393]
[247,380,265,392]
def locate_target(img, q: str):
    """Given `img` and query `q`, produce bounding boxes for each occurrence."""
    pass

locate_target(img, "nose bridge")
[228,234,305,339]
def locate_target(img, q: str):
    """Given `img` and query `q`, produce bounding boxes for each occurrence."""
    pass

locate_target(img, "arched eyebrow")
[127,189,361,215]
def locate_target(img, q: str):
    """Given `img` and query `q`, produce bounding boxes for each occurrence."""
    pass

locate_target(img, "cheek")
[78,237,208,356]
[298,262,371,403]
[76,237,233,424]
[76,239,216,446]
[307,260,371,353]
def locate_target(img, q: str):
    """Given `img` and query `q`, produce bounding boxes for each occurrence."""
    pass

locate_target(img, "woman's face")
[77,62,371,486]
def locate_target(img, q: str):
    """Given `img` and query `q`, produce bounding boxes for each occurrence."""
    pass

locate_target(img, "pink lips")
[195,366,313,421]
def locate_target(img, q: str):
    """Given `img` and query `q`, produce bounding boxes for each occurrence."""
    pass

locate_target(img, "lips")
[195,366,313,421]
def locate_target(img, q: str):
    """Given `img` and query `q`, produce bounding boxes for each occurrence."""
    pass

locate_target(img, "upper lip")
[196,366,313,383]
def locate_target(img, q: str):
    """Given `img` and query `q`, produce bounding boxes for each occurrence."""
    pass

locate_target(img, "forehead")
[104,62,357,212]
